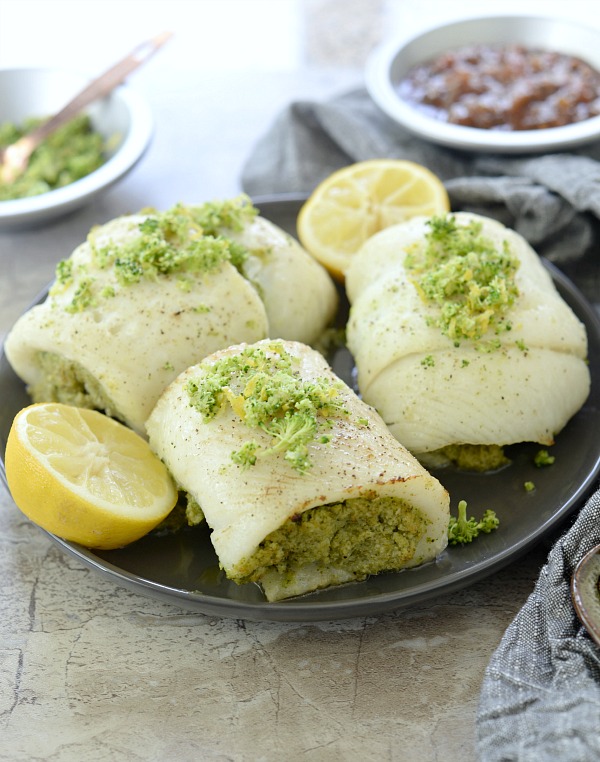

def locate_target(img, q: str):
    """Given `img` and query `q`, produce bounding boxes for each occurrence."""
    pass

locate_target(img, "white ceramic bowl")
[366,15,600,154]
[0,67,153,228]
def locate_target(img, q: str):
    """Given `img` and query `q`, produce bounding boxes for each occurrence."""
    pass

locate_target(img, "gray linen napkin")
[476,490,600,761]
[241,87,600,761]
[242,87,600,263]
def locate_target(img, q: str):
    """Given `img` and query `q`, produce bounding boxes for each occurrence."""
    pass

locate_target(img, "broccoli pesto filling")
[0,114,106,201]
[153,490,205,535]
[230,496,429,585]
[28,351,125,423]
[434,443,510,472]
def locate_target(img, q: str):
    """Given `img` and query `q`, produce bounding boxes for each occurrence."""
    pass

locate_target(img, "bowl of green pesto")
[0,67,153,228]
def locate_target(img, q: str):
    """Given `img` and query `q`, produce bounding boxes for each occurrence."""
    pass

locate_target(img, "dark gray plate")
[1,195,599,622]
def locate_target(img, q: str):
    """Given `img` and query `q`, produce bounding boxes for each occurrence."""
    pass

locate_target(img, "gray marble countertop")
[1,2,597,760]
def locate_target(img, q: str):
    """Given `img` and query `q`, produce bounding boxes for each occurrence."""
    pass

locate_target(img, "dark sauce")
[397,44,600,130]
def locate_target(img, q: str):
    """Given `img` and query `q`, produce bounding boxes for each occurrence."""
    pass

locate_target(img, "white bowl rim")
[366,13,600,154]
[0,66,153,222]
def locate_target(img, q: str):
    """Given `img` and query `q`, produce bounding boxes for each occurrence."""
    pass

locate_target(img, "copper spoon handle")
[0,31,172,184]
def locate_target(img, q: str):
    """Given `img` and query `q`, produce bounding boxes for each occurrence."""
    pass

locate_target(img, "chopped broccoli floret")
[534,449,555,467]
[262,410,318,472]
[448,500,499,545]
[231,440,259,467]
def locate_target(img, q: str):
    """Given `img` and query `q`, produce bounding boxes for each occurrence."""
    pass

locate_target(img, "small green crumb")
[231,440,258,467]
[515,339,528,352]
[534,449,555,468]
[524,481,536,492]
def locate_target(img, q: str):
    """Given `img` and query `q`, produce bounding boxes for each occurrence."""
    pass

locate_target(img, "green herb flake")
[55,259,73,285]
[231,440,259,467]
[65,278,96,313]
[516,339,529,352]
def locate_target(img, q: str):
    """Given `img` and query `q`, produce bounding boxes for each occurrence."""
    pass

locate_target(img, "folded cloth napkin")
[242,87,600,264]
[476,490,600,762]
[241,87,600,761]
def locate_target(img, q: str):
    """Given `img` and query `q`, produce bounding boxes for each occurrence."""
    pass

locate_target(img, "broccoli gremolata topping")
[448,499,499,544]
[51,196,258,310]
[186,342,348,473]
[405,215,520,345]
[64,278,96,313]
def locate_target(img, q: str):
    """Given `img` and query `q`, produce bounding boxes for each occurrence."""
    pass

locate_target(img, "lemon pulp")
[297,159,450,280]
[5,402,177,549]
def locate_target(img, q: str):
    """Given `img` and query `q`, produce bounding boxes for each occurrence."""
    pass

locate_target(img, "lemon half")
[297,159,450,280]
[5,403,177,549]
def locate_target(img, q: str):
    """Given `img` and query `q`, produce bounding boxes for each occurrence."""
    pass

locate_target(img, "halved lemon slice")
[5,403,177,549]
[297,159,450,280]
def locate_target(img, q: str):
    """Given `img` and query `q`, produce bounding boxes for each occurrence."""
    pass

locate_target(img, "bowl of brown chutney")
[366,15,600,154]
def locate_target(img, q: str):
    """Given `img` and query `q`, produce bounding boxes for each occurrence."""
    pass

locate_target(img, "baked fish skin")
[4,212,267,435]
[146,339,450,602]
[230,214,338,345]
[346,212,590,457]
[4,199,338,436]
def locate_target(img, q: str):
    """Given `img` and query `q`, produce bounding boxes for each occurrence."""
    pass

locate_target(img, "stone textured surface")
[0,493,553,761]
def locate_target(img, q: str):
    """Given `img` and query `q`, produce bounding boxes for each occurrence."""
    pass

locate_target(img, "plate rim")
[1,195,599,622]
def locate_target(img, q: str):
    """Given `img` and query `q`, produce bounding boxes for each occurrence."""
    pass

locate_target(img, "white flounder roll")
[346,212,590,462]
[5,198,337,435]
[227,212,338,344]
[146,339,450,601]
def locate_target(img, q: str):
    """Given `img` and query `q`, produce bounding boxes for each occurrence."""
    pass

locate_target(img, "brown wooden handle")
[30,31,172,144]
